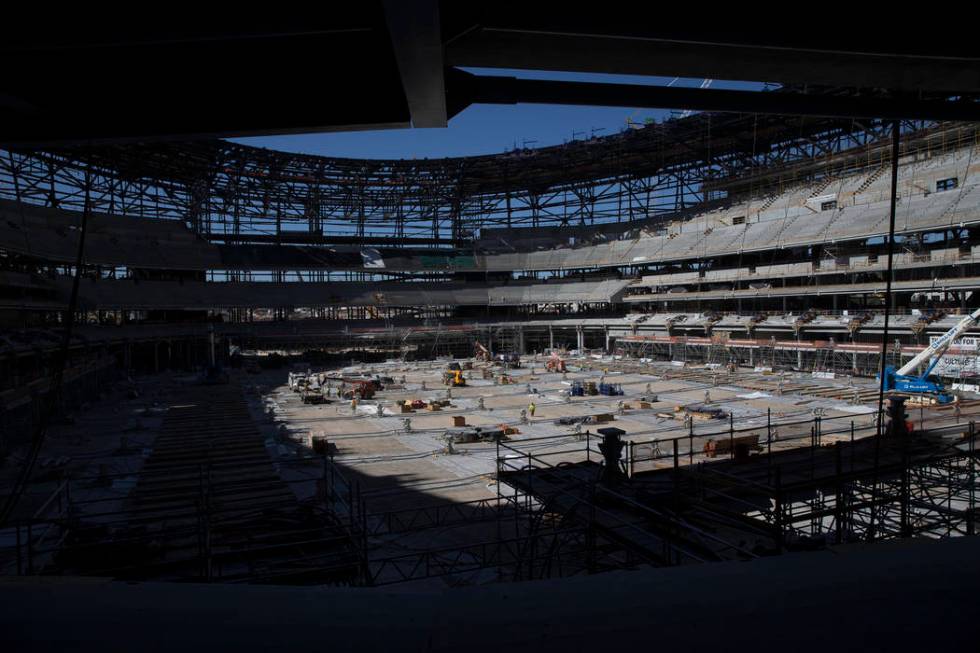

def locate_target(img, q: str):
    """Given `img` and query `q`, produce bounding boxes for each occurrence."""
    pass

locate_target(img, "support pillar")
[604,325,611,353]
[549,326,554,351]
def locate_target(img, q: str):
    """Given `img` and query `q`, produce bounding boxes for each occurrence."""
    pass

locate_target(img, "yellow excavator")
[443,363,467,387]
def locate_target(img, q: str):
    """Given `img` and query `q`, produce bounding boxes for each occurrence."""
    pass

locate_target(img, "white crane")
[882,306,980,403]
[896,307,980,376]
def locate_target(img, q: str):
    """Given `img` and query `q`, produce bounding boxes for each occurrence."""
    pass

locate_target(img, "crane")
[473,340,491,362]
[881,307,980,403]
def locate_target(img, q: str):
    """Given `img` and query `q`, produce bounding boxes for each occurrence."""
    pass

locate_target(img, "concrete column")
[797,349,803,370]
[517,326,525,355]
[549,326,554,351]
[577,326,585,351]
[604,326,611,353]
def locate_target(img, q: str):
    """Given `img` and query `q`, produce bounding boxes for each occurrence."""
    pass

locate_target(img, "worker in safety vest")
[350,397,358,414]
[528,402,536,418]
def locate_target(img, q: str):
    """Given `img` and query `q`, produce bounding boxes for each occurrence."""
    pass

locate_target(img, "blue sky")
[231,70,768,159]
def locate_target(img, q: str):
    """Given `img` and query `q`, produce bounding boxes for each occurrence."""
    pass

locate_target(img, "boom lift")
[546,352,566,373]
[473,340,491,362]
[881,307,980,404]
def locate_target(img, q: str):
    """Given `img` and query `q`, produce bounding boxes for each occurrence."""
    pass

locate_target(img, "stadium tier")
[2,124,978,318]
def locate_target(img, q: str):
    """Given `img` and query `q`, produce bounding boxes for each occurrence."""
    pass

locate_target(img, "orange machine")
[473,340,491,362]
[340,380,376,400]
[546,353,566,373]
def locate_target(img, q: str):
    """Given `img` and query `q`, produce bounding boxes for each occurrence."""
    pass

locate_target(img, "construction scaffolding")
[619,335,902,377]
[496,415,979,575]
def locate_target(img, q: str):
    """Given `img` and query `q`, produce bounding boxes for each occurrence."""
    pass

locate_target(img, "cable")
[875,121,902,438]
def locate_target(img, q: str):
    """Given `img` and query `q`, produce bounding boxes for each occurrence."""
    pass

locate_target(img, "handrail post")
[27,522,34,575]
[767,407,772,456]
[689,421,694,466]
[729,413,735,460]
[16,524,22,575]
[628,440,634,478]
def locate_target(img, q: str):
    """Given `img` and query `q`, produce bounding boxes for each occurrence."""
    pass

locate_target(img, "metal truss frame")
[1,117,953,248]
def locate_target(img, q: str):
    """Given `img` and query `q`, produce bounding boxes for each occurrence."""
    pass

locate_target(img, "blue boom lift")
[880,307,980,404]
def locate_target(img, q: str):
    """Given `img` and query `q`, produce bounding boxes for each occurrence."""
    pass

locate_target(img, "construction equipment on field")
[474,340,491,362]
[599,383,624,396]
[444,367,467,387]
[494,352,521,369]
[880,306,980,404]
[302,387,326,404]
[546,353,567,373]
[570,381,585,397]
[340,380,376,400]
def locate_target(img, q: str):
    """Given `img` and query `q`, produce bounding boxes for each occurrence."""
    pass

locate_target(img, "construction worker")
[528,402,536,418]
[704,389,711,404]
[350,397,358,414]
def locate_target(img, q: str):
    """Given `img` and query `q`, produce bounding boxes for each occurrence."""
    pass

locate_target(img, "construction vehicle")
[546,353,566,373]
[340,380,376,400]
[473,340,491,362]
[570,381,585,397]
[494,352,521,369]
[443,363,467,387]
[880,306,980,404]
[599,383,624,396]
[302,387,327,404]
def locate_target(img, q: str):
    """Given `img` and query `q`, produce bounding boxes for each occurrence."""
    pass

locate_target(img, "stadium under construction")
[2,13,980,651]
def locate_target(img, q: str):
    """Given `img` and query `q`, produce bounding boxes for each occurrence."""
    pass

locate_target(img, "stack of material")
[444,427,506,444]
[676,404,728,420]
